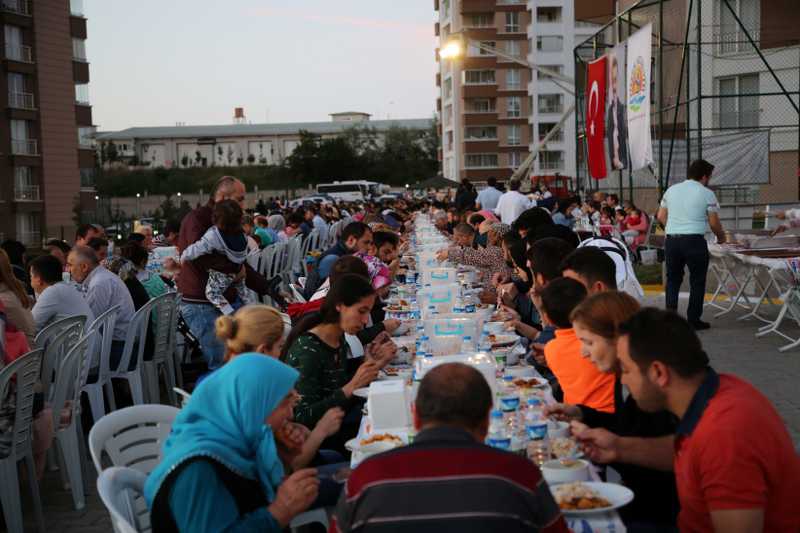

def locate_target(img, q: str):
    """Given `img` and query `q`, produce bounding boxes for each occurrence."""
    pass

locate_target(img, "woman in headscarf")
[145,355,319,532]
[268,214,288,243]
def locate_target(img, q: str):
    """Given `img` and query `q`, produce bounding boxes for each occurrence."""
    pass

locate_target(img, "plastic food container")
[541,459,590,484]
[421,267,458,285]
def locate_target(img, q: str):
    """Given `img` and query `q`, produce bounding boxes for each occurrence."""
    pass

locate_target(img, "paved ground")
[8,290,800,532]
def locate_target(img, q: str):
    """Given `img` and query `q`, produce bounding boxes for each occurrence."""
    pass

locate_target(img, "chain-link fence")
[574,0,799,213]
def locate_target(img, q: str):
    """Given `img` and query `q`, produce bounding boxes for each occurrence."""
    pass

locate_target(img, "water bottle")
[417,335,431,358]
[498,376,520,413]
[486,410,511,450]
[524,397,549,441]
[461,335,473,352]
[479,325,491,352]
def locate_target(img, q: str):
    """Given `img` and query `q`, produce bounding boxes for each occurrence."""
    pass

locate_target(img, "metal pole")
[685,6,692,169]
[696,0,703,159]
[665,0,694,187]
[721,0,799,114]
[658,0,665,196]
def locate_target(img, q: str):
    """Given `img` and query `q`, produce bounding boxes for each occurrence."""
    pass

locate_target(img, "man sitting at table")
[610,308,800,532]
[331,363,568,533]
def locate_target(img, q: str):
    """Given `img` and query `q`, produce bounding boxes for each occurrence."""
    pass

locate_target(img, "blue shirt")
[660,180,720,235]
[476,186,503,211]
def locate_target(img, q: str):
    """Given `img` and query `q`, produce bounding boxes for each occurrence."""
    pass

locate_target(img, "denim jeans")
[665,234,709,323]
[180,302,225,370]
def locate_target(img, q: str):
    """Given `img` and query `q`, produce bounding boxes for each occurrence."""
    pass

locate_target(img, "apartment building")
[0,0,93,246]
[94,112,432,168]
[435,0,532,182]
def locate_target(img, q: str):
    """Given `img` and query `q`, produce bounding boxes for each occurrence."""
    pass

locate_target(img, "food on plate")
[360,433,403,447]
[551,437,580,459]
[554,482,612,510]
[383,367,400,376]
[512,377,545,389]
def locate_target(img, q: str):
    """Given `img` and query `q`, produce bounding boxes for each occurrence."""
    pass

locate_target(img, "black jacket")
[579,375,680,526]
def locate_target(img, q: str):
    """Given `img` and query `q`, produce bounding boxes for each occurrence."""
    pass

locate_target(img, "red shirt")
[674,371,800,532]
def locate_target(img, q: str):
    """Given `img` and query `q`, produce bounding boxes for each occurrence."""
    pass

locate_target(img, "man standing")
[176,176,270,369]
[67,246,135,370]
[494,179,532,225]
[616,309,800,532]
[657,159,726,330]
[331,363,568,533]
[476,177,503,211]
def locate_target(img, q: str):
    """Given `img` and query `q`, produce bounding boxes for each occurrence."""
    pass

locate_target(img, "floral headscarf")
[355,253,392,290]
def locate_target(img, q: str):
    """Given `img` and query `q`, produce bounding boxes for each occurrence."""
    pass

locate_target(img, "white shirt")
[494,190,532,225]
[476,187,503,211]
[659,179,720,235]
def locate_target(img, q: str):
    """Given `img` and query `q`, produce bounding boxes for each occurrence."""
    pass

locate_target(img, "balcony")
[538,105,563,114]
[17,231,40,247]
[713,110,759,129]
[14,184,39,201]
[2,0,30,15]
[11,139,38,155]
[4,43,33,63]
[8,91,34,110]
[714,28,760,55]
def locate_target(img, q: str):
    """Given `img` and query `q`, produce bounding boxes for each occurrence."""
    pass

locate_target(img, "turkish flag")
[586,56,607,179]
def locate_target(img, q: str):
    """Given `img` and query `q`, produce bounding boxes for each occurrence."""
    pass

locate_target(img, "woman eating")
[282,274,392,448]
[145,355,319,532]
[544,291,679,528]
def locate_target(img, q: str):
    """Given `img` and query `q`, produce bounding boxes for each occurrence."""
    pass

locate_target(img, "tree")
[195,150,202,167]
[247,153,256,164]
[181,154,189,167]
[227,146,235,165]
[157,194,177,221]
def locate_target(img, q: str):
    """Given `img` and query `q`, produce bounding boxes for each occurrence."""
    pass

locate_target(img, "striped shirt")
[331,426,568,533]
[447,245,511,284]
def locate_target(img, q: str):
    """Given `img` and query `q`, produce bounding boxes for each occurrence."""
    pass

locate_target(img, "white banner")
[626,23,653,170]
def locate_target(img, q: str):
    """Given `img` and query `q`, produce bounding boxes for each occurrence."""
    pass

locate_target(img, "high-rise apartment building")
[435,0,532,182]
[1,0,93,246]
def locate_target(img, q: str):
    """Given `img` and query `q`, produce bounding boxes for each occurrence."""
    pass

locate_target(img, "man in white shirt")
[494,179,532,224]
[475,177,503,211]
[67,245,136,370]
[29,254,95,331]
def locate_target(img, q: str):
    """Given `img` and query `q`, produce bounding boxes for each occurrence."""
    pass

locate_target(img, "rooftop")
[95,117,432,141]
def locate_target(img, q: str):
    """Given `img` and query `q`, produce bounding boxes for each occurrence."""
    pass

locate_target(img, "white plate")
[552,482,634,515]
[345,435,404,454]
[353,387,370,399]
[489,334,518,348]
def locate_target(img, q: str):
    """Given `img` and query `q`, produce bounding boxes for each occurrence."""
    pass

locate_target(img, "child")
[181,200,255,315]
[540,277,615,412]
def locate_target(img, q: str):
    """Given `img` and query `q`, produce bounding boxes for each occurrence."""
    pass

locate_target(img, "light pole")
[136,193,141,219]
[439,34,577,182]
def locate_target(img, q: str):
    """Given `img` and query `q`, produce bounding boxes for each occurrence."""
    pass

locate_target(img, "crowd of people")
[2,165,799,533]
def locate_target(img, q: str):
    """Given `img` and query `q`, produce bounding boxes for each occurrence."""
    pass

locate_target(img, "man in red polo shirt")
[614,308,800,533]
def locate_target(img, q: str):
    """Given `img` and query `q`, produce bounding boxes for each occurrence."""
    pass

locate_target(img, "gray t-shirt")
[32,282,95,332]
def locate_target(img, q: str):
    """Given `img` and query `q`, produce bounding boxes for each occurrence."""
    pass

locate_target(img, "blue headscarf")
[144,354,299,507]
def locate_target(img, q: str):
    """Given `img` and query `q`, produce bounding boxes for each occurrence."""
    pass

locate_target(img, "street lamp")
[438,33,577,181]
[136,193,141,219]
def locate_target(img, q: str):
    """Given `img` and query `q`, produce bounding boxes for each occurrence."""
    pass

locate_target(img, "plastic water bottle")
[524,397,549,441]
[486,410,511,450]
[461,335,473,352]
[417,335,431,358]
[498,376,520,413]
[479,325,491,352]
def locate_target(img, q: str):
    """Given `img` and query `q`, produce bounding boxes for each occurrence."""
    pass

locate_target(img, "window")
[466,154,499,168]
[4,24,29,62]
[468,13,493,28]
[506,96,522,118]
[72,38,87,61]
[443,104,452,126]
[538,122,563,142]
[16,212,40,246]
[538,94,563,113]
[503,40,521,60]
[465,126,497,140]
[506,125,521,146]
[539,65,563,80]
[7,72,32,109]
[78,126,95,148]
[716,0,759,54]
[716,74,759,128]
[75,83,90,105]
[509,152,522,167]
[505,12,520,33]
[464,70,495,85]
[468,98,495,113]
[14,167,37,201]
[443,77,452,99]
[441,0,450,18]
[506,69,522,90]
[469,41,496,56]
[537,36,563,52]
[10,119,27,140]
[537,7,562,23]
[539,150,564,170]
[80,168,95,188]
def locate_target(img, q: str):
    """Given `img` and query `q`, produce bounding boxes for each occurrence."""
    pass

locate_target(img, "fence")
[573,0,799,206]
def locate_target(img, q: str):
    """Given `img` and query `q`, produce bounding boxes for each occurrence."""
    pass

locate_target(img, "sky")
[88,0,439,132]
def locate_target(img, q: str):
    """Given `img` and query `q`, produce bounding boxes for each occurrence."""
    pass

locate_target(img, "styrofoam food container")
[541,459,590,484]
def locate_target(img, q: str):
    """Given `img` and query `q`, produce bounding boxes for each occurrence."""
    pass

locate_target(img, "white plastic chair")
[49,331,94,510]
[34,314,87,351]
[0,349,45,533]
[142,293,180,405]
[82,305,121,423]
[96,466,149,533]
[39,320,84,403]
[88,404,179,475]
[110,299,157,406]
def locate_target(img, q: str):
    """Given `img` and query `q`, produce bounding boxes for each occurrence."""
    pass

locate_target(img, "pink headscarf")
[355,253,392,290]
[478,210,499,222]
